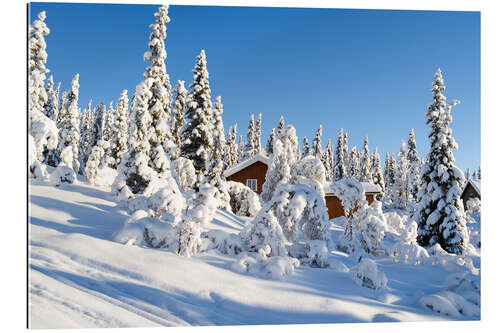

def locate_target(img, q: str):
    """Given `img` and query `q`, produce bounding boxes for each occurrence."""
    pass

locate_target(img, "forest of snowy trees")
[29,5,481,270]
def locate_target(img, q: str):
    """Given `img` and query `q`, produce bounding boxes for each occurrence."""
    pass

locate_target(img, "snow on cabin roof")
[463,179,481,196]
[223,153,271,178]
[324,181,381,195]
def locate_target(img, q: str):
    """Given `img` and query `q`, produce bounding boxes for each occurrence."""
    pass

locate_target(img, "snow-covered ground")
[28,180,479,329]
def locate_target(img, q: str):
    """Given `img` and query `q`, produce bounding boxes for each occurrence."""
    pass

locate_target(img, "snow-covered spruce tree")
[171,80,187,159]
[407,128,421,200]
[261,124,299,202]
[301,137,310,158]
[277,115,285,135]
[347,146,360,179]
[143,5,174,165]
[57,74,81,172]
[113,79,155,197]
[393,140,410,209]
[180,50,214,182]
[371,148,385,199]
[322,139,334,181]
[384,152,396,188]
[109,90,130,168]
[103,101,114,142]
[342,131,349,165]
[254,113,262,154]
[85,140,107,185]
[414,68,469,254]
[224,125,239,170]
[43,75,59,120]
[28,11,58,172]
[333,128,346,181]
[312,124,323,160]
[238,135,244,162]
[77,100,93,174]
[266,128,275,156]
[243,114,256,160]
[359,136,372,182]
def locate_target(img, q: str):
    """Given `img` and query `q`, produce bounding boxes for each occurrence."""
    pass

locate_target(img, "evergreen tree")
[414,68,469,254]
[322,139,334,181]
[243,114,256,160]
[312,125,323,160]
[277,115,285,135]
[394,140,410,208]
[103,101,115,143]
[28,11,58,165]
[180,49,214,179]
[371,148,385,198]
[57,74,81,172]
[333,128,346,180]
[110,90,130,167]
[238,135,244,162]
[254,113,262,154]
[209,96,226,180]
[144,5,173,160]
[171,80,187,159]
[261,125,298,201]
[407,128,421,200]
[43,75,58,120]
[477,167,481,180]
[359,135,372,182]
[77,100,93,173]
[223,124,239,170]
[347,146,360,179]
[266,128,275,155]
[301,137,310,159]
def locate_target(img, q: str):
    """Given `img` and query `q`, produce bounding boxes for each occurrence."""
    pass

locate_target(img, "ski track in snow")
[28,180,467,328]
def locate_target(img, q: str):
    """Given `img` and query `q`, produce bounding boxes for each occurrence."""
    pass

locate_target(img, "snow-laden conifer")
[43,75,59,120]
[333,128,346,180]
[266,128,275,156]
[312,125,322,160]
[110,90,129,167]
[414,68,469,254]
[393,140,410,208]
[359,136,372,182]
[224,124,239,170]
[277,115,285,135]
[254,113,262,154]
[171,80,187,159]
[322,139,334,181]
[407,129,421,199]
[57,74,81,172]
[261,125,298,202]
[371,148,385,198]
[180,50,214,180]
[238,135,244,162]
[28,11,58,168]
[301,137,310,158]
[144,5,173,161]
[243,114,256,160]
[347,146,360,179]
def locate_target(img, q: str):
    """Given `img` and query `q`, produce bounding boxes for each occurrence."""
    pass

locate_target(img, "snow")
[29,178,480,328]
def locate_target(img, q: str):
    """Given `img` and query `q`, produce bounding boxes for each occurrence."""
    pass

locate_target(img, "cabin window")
[246,179,258,192]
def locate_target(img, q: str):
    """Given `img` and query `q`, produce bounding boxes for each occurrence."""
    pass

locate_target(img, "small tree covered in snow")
[254,113,262,154]
[171,80,187,159]
[227,181,262,217]
[238,135,244,162]
[85,140,109,185]
[333,128,346,181]
[208,95,226,180]
[414,68,469,254]
[276,115,285,135]
[110,90,129,167]
[243,114,256,160]
[261,124,298,202]
[390,221,430,265]
[57,74,81,172]
[322,139,334,181]
[393,140,410,208]
[384,152,396,188]
[311,124,323,160]
[407,128,422,200]
[266,128,275,155]
[181,50,214,180]
[359,136,372,182]
[347,146,360,180]
[224,125,239,170]
[43,75,58,120]
[290,155,326,199]
[350,258,387,290]
[171,157,196,191]
[301,137,310,158]
[371,148,385,199]
[28,11,59,169]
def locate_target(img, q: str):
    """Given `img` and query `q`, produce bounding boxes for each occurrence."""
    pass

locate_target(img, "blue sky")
[29,2,480,172]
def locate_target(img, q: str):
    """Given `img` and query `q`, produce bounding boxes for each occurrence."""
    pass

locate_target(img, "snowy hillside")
[28,179,479,329]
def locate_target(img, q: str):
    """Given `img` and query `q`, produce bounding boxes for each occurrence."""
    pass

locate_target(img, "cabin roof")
[223,152,271,178]
[461,179,481,198]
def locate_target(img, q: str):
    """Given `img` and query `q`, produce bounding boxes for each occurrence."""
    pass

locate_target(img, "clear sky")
[29,2,480,172]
